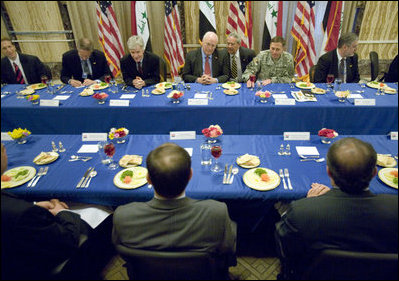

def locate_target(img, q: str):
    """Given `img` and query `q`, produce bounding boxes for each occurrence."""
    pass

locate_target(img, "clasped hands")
[69,78,96,87]
[133,76,146,89]
[196,74,217,85]
[35,199,69,216]
[246,78,272,88]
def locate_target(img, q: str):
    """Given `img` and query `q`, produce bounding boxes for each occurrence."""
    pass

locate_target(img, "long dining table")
[3,134,397,233]
[1,82,398,135]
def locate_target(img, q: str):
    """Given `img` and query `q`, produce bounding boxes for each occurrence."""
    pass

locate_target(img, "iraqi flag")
[319,1,343,56]
[131,1,152,52]
[262,1,283,50]
[199,1,216,41]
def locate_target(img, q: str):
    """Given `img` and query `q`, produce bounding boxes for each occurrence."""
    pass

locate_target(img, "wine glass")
[41,75,48,85]
[249,75,256,90]
[326,74,334,88]
[98,141,117,170]
[210,145,223,172]
[104,75,112,84]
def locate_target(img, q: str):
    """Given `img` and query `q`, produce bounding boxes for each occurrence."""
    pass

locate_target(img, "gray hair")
[338,33,358,48]
[127,35,144,50]
[77,38,93,51]
[227,32,242,44]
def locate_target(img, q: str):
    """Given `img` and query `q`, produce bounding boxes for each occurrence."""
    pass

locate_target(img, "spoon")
[229,167,239,184]
[300,157,325,162]
[85,170,97,188]
[299,154,320,159]
[69,155,92,162]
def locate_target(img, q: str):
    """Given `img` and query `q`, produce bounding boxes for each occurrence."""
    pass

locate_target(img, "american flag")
[164,1,185,80]
[96,1,125,78]
[226,1,253,49]
[291,1,316,81]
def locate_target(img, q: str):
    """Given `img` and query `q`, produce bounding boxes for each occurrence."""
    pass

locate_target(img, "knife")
[223,164,228,184]
[226,165,233,184]
[76,167,92,188]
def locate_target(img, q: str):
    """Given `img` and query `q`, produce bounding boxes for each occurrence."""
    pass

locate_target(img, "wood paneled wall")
[3,1,70,63]
[357,1,398,60]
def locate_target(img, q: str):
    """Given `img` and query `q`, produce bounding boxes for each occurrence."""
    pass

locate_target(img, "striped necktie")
[231,55,237,79]
[137,62,143,75]
[13,62,25,84]
[204,56,211,75]
[338,58,345,81]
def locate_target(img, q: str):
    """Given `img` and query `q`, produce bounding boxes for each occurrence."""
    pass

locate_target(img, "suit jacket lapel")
[19,54,30,84]
[212,50,219,75]
[196,49,203,76]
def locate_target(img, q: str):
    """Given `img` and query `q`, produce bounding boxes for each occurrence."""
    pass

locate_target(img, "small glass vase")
[321,136,332,144]
[259,97,269,103]
[31,99,39,105]
[171,97,181,104]
[97,98,107,104]
[205,136,219,144]
[116,136,127,144]
[14,136,28,144]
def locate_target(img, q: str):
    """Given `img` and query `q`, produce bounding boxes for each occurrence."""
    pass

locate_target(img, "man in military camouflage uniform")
[242,36,294,87]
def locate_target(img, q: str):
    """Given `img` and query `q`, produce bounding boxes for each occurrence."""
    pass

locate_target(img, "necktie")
[138,62,143,75]
[82,60,90,76]
[338,58,345,81]
[13,62,25,84]
[231,55,237,79]
[204,56,211,76]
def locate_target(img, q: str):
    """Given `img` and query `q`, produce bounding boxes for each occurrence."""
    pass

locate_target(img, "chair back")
[309,65,316,82]
[116,245,228,280]
[301,249,398,280]
[159,56,168,82]
[370,51,379,81]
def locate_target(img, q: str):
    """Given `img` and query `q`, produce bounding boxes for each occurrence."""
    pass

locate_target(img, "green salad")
[254,168,267,177]
[120,170,133,182]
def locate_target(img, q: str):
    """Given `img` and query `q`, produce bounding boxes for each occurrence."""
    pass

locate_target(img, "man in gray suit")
[182,31,229,84]
[112,143,237,266]
[275,137,398,279]
[223,32,256,82]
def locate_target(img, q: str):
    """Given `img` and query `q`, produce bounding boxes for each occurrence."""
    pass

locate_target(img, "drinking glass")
[334,78,342,92]
[41,75,48,85]
[326,74,334,88]
[249,75,256,90]
[210,145,223,172]
[256,81,262,91]
[98,141,117,170]
[104,75,112,84]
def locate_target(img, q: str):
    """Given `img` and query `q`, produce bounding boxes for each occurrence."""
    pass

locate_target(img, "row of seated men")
[1,136,397,279]
[4,31,396,91]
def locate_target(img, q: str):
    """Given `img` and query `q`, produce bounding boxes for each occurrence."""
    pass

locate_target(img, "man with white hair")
[182,31,229,84]
[120,35,160,89]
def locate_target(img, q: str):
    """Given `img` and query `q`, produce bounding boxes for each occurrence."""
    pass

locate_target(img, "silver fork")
[279,169,287,190]
[27,167,43,187]
[31,166,48,187]
[284,168,293,190]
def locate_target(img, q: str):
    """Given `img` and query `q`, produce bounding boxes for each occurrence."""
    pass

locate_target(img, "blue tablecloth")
[1,83,398,135]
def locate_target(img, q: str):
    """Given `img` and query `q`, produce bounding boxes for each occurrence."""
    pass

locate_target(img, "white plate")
[377,154,397,168]
[223,89,239,95]
[19,88,35,95]
[1,166,36,189]
[26,83,47,90]
[155,82,173,89]
[236,154,260,169]
[311,87,326,94]
[222,82,241,89]
[366,81,386,89]
[378,168,398,189]
[33,151,59,165]
[113,166,148,189]
[243,168,280,191]
[89,83,109,90]
[119,155,143,168]
[151,88,166,95]
[295,82,315,89]
[80,88,94,96]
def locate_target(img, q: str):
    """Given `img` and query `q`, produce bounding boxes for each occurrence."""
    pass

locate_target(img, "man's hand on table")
[133,76,146,89]
[307,183,331,197]
[196,74,217,85]
[83,79,96,86]
[69,79,83,87]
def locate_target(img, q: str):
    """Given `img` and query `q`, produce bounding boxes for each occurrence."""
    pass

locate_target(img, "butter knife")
[223,164,228,184]
[226,165,233,184]
[76,167,92,188]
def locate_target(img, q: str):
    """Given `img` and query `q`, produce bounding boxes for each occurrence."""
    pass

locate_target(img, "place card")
[77,144,99,153]
[272,94,288,99]
[170,131,196,140]
[295,146,320,156]
[40,99,59,107]
[275,98,296,105]
[348,94,363,99]
[194,93,208,99]
[81,133,107,142]
[53,95,70,100]
[284,132,310,141]
[188,99,208,105]
[390,131,398,140]
[184,148,193,157]
[110,99,130,106]
[120,94,136,99]
[1,132,12,141]
[354,99,375,106]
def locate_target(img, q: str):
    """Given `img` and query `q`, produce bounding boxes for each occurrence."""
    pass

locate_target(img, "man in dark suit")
[60,38,111,87]
[314,32,360,83]
[223,32,255,82]
[120,35,160,89]
[113,143,237,269]
[1,37,50,84]
[182,31,229,84]
[1,143,115,280]
[274,138,398,279]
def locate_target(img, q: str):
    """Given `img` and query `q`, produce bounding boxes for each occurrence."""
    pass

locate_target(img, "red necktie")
[13,62,25,84]
[204,56,211,76]
[138,62,143,75]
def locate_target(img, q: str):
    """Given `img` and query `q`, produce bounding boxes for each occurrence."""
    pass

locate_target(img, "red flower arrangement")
[167,91,184,100]
[92,92,108,100]
[202,124,223,138]
[255,90,271,98]
[318,128,338,138]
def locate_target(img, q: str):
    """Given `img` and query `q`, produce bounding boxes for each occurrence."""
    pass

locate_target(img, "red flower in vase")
[318,128,338,138]
[104,143,115,157]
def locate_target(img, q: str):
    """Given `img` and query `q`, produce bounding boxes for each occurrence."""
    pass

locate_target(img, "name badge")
[275,98,296,105]
[40,99,59,107]
[110,99,130,106]
[170,131,196,140]
[354,99,375,106]
[82,133,107,142]
[284,132,310,141]
[188,99,208,105]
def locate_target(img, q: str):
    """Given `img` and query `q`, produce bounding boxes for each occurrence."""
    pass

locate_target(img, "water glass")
[200,143,212,165]
[334,78,342,92]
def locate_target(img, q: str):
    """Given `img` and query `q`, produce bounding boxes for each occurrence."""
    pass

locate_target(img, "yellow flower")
[7,128,31,139]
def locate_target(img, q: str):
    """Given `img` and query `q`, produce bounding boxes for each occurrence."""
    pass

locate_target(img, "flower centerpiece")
[202,124,223,144]
[255,90,272,103]
[92,92,109,104]
[8,128,31,144]
[109,127,129,144]
[318,128,338,144]
[167,91,184,103]
[26,94,40,105]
